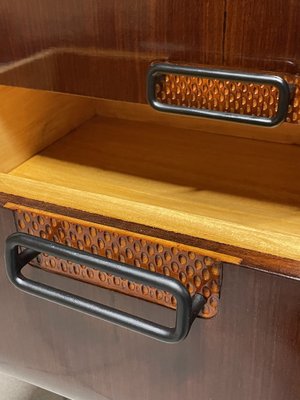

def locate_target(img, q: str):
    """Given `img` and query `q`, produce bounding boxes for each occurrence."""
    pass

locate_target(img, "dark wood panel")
[0,0,225,101]
[224,0,300,73]
[1,1,299,100]
[0,208,299,400]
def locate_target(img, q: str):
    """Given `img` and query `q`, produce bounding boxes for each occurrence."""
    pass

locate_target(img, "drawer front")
[0,207,299,400]
[0,0,225,100]
[12,204,223,319]
[1,1,299,100]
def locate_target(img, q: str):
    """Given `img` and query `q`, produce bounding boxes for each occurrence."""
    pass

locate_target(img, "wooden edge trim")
[1,192,300,279]
[7,202,238,264]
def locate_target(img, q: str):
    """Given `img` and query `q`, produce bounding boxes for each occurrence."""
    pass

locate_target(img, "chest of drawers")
[0,1,299,399]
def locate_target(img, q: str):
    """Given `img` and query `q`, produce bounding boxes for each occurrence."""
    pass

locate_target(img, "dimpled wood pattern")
[155,74,300,123]
[14,207,223,318]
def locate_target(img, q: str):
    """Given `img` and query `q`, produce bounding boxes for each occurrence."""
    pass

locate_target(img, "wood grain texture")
[1,115,300,265]
[224,0,300,73]
[0,0,299,102]
[0,208,299,400]
[96,99,300,145]
[0,85,95,172]
[2,193,300,279]
[0,0,225,100]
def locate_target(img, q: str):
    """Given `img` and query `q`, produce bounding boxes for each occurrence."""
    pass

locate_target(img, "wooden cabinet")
[0,2,299,399]
[1,207,299,400]
[224,1,300,73]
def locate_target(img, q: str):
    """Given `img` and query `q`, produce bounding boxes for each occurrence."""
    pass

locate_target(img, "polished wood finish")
[1,115,300,266]
[0,85,95,173]
[0,93,299,275]
[0,2,299,399]
[0,208,299,400]
[0,0,225,100]
[1,83,300,153]
[0,192,300,278]
[2,192,300,280]
[0,1,299,101]
[225,1,300,73]
[95,99,300,145]
[12,204,223,319]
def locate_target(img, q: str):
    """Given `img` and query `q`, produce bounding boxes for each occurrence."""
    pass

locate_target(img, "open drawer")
[0,84,300,341]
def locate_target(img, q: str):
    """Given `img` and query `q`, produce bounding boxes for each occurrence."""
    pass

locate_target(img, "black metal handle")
[147,63,292,127]
[5,233,205,343]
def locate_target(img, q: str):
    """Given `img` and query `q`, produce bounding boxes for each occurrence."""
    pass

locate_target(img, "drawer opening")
[1,85,300,262]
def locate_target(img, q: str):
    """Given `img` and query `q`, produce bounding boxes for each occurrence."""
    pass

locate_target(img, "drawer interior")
[1,85,300,261]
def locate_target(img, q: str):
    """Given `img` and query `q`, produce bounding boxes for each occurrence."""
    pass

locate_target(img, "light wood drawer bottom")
[1,86,299,280]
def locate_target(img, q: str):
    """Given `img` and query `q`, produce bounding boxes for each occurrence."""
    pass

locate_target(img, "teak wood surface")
[0,86,95,173]
[0,1,299,100]
[0,83,298,279]
[2,115,300,269]
[224,1,300,72]
[0,208,299,400]
[0,2,299,400]
[0,86,299,277]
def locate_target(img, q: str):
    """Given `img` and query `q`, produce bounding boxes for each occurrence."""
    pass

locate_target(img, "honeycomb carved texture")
[14,209,223,318]
[155,74,300,123]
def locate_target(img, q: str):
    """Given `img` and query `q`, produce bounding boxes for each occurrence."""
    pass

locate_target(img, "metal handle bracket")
[147,63,292,127]
[5,233,205,343]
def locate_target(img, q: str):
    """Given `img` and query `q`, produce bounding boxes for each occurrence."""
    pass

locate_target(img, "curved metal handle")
[5,233,205,343]
[147,63,292,127]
